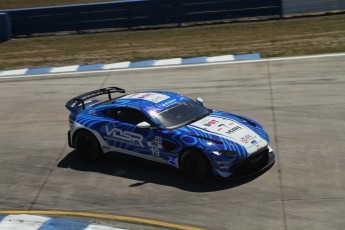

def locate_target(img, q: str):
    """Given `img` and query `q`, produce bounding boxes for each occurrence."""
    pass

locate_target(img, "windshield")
[153,100,211,129]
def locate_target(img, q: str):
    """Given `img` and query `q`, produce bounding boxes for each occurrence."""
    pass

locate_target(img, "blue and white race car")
[66,87,274,181]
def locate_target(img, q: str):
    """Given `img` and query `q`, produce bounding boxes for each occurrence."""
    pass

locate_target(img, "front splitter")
[219,150,275,181]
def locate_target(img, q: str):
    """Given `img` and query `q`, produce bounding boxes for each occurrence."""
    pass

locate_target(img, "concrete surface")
[0,55,344,230]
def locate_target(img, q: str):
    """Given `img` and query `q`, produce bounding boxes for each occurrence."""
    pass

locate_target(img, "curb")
[0,53,260,77]
[0,210,203,230]
[0,214,125,230]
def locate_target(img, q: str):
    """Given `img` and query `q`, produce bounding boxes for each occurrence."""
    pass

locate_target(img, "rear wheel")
[75,130,102,161]
[180,149,211,182]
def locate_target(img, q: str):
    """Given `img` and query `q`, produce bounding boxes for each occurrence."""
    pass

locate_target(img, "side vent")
[163,140,177,152]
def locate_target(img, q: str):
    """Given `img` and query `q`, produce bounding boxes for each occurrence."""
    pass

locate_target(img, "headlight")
[212,150,238,157]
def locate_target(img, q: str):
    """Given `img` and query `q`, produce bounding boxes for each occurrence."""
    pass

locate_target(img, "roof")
[98,91,189,113]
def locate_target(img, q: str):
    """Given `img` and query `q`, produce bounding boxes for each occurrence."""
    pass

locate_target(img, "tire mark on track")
[29,143,68,210]
[100,72,112,88]
[266,61,288,230]
[29,72,110,209]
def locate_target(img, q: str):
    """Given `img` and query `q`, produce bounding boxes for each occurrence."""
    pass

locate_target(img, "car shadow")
[57,150,273,192]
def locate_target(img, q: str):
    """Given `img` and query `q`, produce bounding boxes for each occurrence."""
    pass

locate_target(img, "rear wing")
[65,86,126,112]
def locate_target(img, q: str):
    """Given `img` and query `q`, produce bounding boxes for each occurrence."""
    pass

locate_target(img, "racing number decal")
[155,136,162,143]
[147,136,163,157]
[151,148,160,157]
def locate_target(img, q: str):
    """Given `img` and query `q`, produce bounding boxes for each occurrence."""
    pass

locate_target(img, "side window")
[104,108,154,126]
[104,109,118,119]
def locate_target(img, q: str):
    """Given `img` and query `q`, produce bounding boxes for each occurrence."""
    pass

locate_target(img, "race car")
[66,87,275,181]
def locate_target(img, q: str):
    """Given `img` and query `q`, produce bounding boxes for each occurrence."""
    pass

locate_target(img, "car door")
[101,107,164,159]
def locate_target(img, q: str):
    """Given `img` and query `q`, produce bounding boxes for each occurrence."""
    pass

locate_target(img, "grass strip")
[1,14,344,70]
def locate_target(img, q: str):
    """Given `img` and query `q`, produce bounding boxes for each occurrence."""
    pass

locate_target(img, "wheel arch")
[72,128,96,148]
[178,146,212,169]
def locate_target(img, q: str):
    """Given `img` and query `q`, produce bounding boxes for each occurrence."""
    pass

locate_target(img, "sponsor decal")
[138,93,151,99]
[103,145,111,150]
[155,136,162,143]
[219,165,229,170]
[191,116,265,154]
[105,126,144,147]
[122,93,169,103]
[88,110,97,116]
[216,123,234,131]
[168,156,177,165]
[219,123,233,127]
[216,161,230,170]
[225,126,242,135]
[203,119,219,127]
[251,140,257,145]
[147,136,163,157]
[216,160,232,165]
[161,99,176,107]
[241,134,257,144]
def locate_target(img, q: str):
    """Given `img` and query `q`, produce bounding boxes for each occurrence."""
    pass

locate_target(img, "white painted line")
[86,224,125,230]
[0,214,126,230]
[206,55,234,62]
[1,52,344,80]
[50,65,79,73]
[0,68,28,76]
[102,62,131,69]
[154,58,182,66]
[0,215,48,230]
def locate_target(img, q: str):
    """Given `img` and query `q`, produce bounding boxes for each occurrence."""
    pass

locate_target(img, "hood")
[186,113,268,156]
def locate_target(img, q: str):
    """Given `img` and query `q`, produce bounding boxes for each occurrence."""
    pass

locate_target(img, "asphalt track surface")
[0,55,344,230]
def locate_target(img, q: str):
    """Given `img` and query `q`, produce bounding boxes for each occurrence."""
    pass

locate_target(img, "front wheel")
[74,130,102,161]
[180,149,211,182]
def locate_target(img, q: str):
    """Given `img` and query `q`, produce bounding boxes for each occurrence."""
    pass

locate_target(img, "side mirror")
[137,121,151,129]
[196,97,204,106]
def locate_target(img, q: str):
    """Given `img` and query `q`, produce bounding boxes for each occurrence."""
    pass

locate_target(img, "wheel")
[74,130,102,161]
[180,149,211,182]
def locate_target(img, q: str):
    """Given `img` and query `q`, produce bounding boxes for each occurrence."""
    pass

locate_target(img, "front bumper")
[215,146,275,179]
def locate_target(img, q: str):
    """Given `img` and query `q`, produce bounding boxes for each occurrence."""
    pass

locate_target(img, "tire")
[180,149,211,182]
[74,130,102,161]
